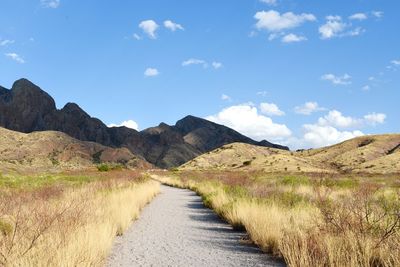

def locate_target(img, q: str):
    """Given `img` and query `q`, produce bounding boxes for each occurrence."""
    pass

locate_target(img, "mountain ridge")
[0,78,288,168]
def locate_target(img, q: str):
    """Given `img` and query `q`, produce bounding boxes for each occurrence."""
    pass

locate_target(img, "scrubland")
[156,171,400,267]
[0,170,159,266]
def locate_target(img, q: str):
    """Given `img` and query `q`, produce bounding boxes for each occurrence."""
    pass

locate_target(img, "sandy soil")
[107,185,283,267]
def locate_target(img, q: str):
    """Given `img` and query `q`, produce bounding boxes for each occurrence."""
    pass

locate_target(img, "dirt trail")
[107,185,283,267]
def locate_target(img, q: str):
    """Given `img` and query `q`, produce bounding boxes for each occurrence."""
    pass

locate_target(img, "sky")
[0,0,399,149]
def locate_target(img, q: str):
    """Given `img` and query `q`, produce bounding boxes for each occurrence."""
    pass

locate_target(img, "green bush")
[97,164,110,172]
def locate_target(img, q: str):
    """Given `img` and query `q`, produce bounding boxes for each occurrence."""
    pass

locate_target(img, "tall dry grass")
[155,171,400,267]
[0,172,160,266]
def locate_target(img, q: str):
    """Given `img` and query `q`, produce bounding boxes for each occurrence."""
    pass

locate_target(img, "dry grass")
[0,171,160,266]
[179,135,400,174]
[154,171,400,267]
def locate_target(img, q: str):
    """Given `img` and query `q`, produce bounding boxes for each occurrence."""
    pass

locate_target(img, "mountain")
[180,135,400,174]
[0,127,150,173]
[0,79,288,168]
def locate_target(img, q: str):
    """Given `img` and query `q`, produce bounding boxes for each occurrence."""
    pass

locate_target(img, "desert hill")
[180,134,400,174]
[0,78,288,168]
[0,127,149,173]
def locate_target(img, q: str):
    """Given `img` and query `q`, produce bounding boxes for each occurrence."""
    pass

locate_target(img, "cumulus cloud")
[108,120,139,131]
[319,16,346,39]
[321,73,352,85]
[259,0,277,6]
[206,104,291,141]
[41,0,60,8]
[212,61,223,69]
[164,20,184,31]
[259,102,285,116]
[318,110,362,128]
[288,109,386,149]
[144,68,159,77]
[5,53,25,64]
[294,102,325,115]
[0,39,14,46]
[282,33,307,43]
[349,13,368,21]
[302,124,364,148]
[139,20,159,39]
[182,58,207,67]
[364,113,386,126]
[319,15,367,39]
[254,10,316,32]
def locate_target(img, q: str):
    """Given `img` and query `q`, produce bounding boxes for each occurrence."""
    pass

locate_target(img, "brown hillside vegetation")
[180,134,400,174]
[0,127,150,173]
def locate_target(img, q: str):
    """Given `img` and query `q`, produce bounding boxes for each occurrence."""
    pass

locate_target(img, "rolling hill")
[0,127,150,173]
[180,134,400,174]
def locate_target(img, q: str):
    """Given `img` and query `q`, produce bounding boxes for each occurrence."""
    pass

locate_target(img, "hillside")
[0,127,149,173]
[0,78,288,168]
[180,134,400,174]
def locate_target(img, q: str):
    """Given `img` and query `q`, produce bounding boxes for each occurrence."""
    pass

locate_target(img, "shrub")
[97,164,110,172]
[242,160,252,166]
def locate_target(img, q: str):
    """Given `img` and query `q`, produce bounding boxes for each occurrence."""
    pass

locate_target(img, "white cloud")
[319,15,367,39]
[108,120,139,131]
[372,11,384,18]
[206,104,291,141]
[164,20,184,31]
[321,73,352,85]
[144,68,159,77]
[302,124,364,148]
[282,33,307,43]
[259,102,285,116]
[259,0,277,6]
[295,102,325,115]
[319,16,346,39]
[254,10,316,32]
[347,27,365,37]
[392,60,400,66]
[318,110,362,128]
[288,109,386,149]
[364,113,386,126]
[41,0,60,8]
[182,58,207,67]
[5,53,25,64]
[133,33,142,40]
[0,39,14,46]
[139,20,159,39]
[221,94,231,101]
[362,85,370,91]
[349,13,368,21]
[212,61,223,69]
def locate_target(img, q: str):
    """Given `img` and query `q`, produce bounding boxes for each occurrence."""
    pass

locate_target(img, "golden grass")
[154,172,400,267]
[0,173,160,266]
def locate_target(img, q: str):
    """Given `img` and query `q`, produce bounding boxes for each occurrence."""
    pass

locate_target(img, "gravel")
[107,185,284,267]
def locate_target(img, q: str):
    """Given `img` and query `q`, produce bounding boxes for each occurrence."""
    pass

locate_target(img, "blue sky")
[0,0,399,149]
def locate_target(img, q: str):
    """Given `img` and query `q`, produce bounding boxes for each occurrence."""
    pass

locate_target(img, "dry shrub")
[157,172,400,267]
[0,173,160,266]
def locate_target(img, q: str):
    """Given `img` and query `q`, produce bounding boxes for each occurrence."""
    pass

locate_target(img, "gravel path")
[107,185,283,267]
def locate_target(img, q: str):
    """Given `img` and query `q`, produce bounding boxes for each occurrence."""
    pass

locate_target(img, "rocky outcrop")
[0,79,289,168]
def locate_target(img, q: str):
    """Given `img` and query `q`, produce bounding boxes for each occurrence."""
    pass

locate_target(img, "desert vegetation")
[0,170,159,266]
[155,171,400,267]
